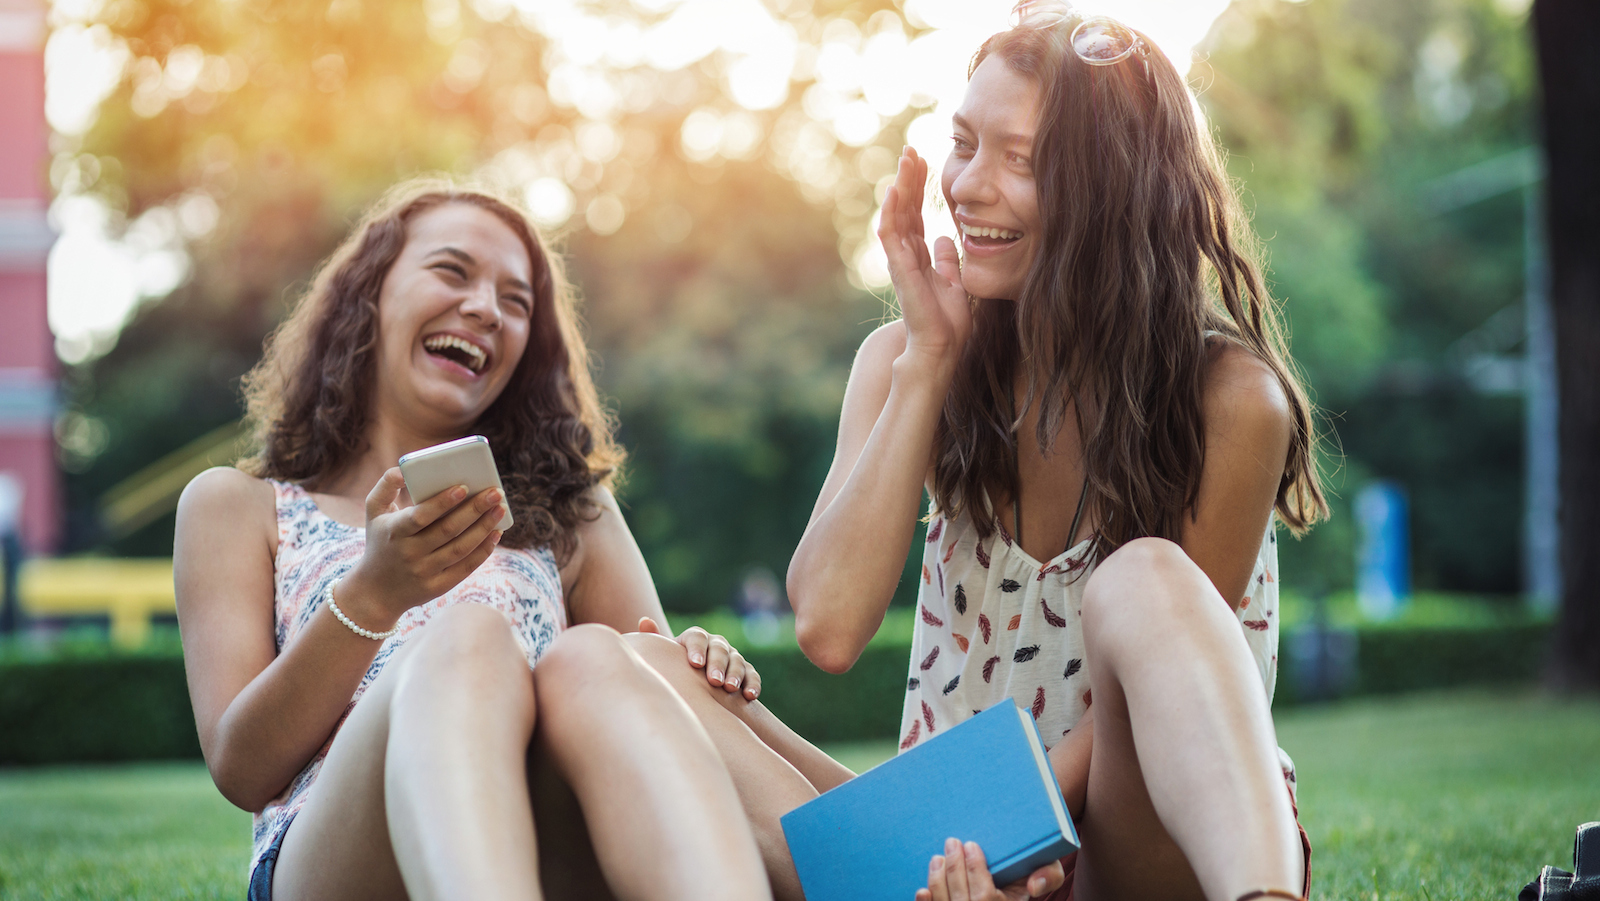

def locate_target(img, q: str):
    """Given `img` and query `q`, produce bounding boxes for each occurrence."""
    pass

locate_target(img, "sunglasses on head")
[1012,2,1154,81]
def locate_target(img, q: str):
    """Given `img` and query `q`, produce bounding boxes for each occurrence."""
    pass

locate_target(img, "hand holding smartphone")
[398,435,514,532]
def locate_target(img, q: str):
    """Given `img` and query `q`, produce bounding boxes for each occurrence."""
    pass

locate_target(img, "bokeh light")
[42,0,1234,346]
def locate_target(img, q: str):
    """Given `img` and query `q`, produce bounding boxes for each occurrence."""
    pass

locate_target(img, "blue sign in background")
[1356,480,1411,620]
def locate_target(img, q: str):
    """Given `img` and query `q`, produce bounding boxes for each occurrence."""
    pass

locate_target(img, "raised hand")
[916,839,1066,901]
[637,617,762,700]
[338,467,505,627]
[878,145,971,371]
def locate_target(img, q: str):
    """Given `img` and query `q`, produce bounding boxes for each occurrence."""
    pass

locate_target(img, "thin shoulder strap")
[1065,478,1090,551]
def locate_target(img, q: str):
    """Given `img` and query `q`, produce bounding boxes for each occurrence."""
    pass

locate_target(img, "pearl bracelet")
[326,578,399,641]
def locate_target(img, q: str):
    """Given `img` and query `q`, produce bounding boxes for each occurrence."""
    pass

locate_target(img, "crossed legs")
[270,604,771,901]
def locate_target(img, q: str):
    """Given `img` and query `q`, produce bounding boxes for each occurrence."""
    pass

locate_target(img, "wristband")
[326,578,399,641]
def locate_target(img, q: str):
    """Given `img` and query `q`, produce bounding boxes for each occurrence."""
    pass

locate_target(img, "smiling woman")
[172,178,783,901]
[238,181,614,557]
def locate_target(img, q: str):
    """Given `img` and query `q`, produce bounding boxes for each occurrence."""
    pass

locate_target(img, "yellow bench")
[17,558,176,649]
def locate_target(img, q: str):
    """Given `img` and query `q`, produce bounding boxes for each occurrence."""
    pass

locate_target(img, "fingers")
[910,149,928,243]
[703,632,732,687]
[720,647,748,693]
[739,661,761,700]
[635,616,662,635]
[419,485,502,543]
[436,527,502,586]
[932,236,963,287]
[960,842,1000,898]
[429,499,506,570]
[365,468,407,522]
[1023,860,1065,898]
[401,482,473,536]
[678,625,710,668]
[927,853,950,901]
[944,839,973,899]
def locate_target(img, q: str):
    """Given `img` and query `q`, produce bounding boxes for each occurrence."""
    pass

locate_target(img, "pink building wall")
[0,0,60,553]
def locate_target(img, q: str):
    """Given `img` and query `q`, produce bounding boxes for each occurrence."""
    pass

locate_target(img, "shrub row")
[0,623,1554,764]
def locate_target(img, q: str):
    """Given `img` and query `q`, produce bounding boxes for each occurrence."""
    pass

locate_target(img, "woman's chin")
[959,272,1022,302]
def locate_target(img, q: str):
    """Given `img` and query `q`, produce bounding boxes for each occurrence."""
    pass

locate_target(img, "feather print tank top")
[899,506,1293,790]
[250,479,566,873]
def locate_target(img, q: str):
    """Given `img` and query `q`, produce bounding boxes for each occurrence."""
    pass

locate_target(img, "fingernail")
[490,530,502,544]
[946,837,960,854]
[488,489,503,504]
[931,856,944,873]
[965,841,980,856]
[691,654,704,665]
[452,485,468,500]
[710,670,722,682]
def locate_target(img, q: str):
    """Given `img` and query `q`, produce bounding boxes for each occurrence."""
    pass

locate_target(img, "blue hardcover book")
[781,702,1079,901]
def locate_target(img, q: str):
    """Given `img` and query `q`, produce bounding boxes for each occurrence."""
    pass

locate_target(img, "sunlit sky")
[44,0,1232,362]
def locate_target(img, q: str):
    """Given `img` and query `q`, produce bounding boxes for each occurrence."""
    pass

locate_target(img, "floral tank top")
[899,506,1293,790]
[249,480,566,873]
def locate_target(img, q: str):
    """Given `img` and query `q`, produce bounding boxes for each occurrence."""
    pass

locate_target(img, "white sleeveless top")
[898,505,1290,784]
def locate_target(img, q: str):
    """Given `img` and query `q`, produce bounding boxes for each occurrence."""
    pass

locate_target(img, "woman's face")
[941,54,1043,302]
[373,202,535,435]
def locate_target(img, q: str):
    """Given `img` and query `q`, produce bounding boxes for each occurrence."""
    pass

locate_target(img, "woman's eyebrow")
[427,246,532,292]
[950,113,1032,148]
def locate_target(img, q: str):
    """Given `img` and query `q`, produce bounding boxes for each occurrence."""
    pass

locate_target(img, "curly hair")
[932,4,1327,560]
[238,177,622,561]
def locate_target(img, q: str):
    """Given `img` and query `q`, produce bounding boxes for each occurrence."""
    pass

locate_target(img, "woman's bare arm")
[785,321,954,673]
[788,147,971,675]
[175,466,503,811]
[1180,342,1295,609]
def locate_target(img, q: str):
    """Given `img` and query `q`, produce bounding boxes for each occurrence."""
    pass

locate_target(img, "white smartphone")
[397,435,514,532]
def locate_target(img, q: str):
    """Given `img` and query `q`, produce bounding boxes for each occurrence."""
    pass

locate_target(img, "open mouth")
[960,223,1023,250]
[422,333,489,375]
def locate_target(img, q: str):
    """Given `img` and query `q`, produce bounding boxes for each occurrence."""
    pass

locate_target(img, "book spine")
[990,834,1077,887]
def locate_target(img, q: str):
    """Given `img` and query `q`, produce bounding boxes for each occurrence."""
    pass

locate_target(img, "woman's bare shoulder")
[177,467,277,533]
[1202,338,1292,451]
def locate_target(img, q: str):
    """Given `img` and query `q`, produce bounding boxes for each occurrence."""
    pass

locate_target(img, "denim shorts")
[246,813,295,901]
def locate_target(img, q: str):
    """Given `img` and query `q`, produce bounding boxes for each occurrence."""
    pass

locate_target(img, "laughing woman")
[781,4,1323,900]
[174,180,776,901]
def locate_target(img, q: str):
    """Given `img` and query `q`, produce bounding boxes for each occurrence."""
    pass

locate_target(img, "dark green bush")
[0,622,1557,762]
[0,656,199,764]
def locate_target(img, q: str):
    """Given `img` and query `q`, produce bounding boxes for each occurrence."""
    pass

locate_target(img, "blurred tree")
[1198,0,1537,596]
[53,0,1546,613]
[1532,0,1600,690]
[52,0,920,609]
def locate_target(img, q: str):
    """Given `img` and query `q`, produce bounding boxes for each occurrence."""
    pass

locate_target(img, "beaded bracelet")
[326,578,399,641]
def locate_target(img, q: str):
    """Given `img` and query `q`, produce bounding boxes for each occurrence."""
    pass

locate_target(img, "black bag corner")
[1520,822,1600,901]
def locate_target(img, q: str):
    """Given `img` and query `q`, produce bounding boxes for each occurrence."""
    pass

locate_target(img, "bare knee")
[396,603,530,700]
[1082,538,1217,651]
[533,622,639,697]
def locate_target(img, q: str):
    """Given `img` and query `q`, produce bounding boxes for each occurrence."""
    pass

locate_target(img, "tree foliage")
[54,0,1541,607]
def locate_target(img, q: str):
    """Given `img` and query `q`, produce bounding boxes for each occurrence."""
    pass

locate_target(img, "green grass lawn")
[1,689,1596,900]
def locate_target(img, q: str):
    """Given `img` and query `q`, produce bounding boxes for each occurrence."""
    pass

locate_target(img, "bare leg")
[532,623,773,901]
[1073,538,1303,901]
[273,603,542,901]
[624,631,847,901]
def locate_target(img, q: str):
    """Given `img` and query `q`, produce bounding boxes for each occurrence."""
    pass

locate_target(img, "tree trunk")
[1533,0,1600,691]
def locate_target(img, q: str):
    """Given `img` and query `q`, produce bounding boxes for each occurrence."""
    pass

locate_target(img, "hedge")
[0,623,1554,764]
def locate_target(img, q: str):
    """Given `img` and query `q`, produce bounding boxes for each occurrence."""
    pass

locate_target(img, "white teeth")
[961,223,1023,240]
[423,334,487,372]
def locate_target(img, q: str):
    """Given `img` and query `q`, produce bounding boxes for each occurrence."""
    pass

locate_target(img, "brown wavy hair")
[931,3,1327,559]
[239,178,621,560]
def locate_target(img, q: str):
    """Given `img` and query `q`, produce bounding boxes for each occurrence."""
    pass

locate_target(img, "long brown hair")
[932,4,1327,558]
[240,178,621,560]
